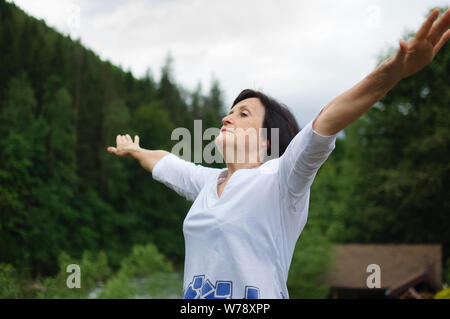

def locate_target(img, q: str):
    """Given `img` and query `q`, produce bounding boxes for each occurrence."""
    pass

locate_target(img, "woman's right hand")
[107,134,141,158]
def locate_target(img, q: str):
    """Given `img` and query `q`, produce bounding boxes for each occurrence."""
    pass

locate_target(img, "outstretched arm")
[107,134,169,173]
[107,134,220,201]
[313,8,450,136]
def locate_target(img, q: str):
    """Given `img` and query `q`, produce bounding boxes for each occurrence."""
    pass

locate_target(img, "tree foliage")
[0,1,226,277]
[309,8,450,267]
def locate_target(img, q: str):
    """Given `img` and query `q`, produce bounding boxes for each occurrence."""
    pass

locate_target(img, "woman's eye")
[241,113,248,117]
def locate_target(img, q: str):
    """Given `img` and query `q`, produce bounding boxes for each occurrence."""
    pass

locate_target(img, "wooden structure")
[320,244,442,298]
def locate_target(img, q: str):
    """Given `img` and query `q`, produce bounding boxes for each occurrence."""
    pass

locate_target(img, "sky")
[8,0,450,126]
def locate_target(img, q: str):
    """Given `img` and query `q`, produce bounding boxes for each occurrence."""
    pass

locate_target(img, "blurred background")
[0,0,449,299]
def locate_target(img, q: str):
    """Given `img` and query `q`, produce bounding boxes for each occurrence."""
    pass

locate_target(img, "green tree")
[0,1,228,280]
[156,53,187,127]
[287,221,333,298]
[0,74,38,271]
[318,10,450,260]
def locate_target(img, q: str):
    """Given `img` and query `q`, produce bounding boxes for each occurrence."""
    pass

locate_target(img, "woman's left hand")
[389,8,450,80]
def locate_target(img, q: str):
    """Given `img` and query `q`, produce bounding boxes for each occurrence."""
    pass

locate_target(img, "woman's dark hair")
[231,89,300,158]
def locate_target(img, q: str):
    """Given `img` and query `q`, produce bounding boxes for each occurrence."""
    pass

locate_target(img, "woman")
[107,9,450,299]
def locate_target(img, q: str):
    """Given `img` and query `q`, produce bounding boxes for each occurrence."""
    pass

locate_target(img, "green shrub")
[118,244,174,278]
[141,272,183,298]
[434,288,450,299]
[37,252,84,298]
[97,271,137,299]
[0,263,21,298]
[80,250,112,284]
[37,250,112,298]
[37,244,175,299]
[287,222,333,298]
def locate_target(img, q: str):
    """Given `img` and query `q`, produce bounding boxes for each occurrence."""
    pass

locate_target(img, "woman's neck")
[224,161,262,179]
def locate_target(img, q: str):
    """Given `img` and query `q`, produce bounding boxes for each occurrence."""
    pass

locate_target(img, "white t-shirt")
[151,117,337,299]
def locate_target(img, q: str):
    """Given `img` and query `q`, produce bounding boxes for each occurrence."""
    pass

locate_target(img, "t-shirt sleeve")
[278,112,338,211]
[151,153,220,202]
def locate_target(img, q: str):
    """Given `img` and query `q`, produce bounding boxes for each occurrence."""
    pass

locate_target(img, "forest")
[0,1,449,298]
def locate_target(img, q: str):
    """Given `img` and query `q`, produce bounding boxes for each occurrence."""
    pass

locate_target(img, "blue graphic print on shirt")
[183,275,260,299]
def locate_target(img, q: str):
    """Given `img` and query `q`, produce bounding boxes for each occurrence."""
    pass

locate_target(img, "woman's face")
[215,97,269,164]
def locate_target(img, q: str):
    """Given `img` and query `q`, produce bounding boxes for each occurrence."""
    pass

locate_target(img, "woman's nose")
[222,114,233,126]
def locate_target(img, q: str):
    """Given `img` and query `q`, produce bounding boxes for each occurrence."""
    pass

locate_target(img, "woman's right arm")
[107,134,220,202]
[106,134,169,173]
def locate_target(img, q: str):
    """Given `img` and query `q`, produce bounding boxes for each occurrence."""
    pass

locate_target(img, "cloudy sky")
[8,0,449,126]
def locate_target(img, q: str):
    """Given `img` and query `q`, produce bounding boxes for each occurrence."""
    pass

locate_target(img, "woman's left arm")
[313,8,450,136]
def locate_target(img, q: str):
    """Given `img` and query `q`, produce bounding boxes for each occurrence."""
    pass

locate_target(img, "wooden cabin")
[320,244,442,298]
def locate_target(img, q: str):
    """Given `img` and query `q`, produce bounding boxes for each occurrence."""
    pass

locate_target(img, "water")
[88,272,183,299]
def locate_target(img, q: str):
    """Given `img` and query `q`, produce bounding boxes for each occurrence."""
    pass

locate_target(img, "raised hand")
[107,134,141,157]
[390,8,450,80]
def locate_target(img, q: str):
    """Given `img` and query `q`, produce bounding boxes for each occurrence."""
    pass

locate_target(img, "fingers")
[434,29,450,55]
[107,146,117,154]
[429,9,450,45]
[116,134,132,145]
[115,134,139,147]
[416,8,440,40]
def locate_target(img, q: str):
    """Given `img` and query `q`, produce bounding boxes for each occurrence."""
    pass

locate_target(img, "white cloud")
[9,0,450,126]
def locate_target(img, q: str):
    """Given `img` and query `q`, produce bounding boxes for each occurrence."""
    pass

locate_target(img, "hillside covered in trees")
[0,1,226,278]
